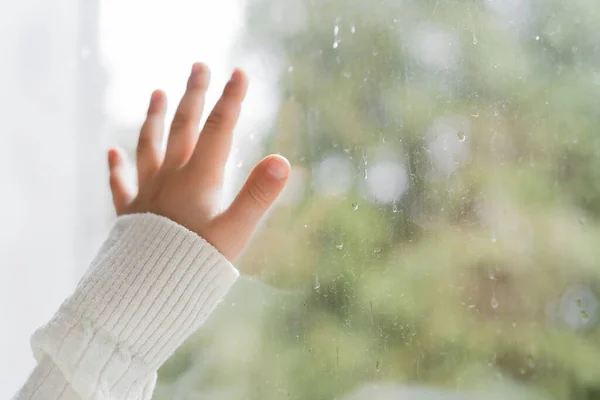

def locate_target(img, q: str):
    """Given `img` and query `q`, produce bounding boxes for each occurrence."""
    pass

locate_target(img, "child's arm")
[14,64,290,400]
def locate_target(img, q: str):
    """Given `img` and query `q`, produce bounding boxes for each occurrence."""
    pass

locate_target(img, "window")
[113,0,600,399]
[150,0,600,398]
[3,0,599,399]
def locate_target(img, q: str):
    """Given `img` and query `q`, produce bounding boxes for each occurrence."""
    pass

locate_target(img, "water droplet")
[472,33,478,45]
[372,48,379,56]
[491,296,499,309]
[314,275,320,290]
[581,310,589,320]
[333,25,339,36]
[351,25,356,34]
[373,247,382,253]
[457,131,467,142]
[392,201,399,213]
[342,70,352,78]
[335,242,344,250]
[576,298,583,307]
[512,322,517,328]
[491,235,497,244]
[535,35,540,41]
[236,161,243,168]
[375,360,380,370]
[287,65,294,72]
[352,202,359,211]
[333,41,339,49]
[470,110,480,118]
[489,269,495,280]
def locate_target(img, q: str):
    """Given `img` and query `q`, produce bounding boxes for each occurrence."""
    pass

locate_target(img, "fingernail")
[108,149,119,168]
[266,158,288,180]
[191,62,204,76]
[230,69,241,83]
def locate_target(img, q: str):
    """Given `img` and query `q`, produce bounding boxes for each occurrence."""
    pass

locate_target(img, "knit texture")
[14,214,239,400]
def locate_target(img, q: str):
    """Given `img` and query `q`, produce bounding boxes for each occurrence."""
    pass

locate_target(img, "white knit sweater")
[14,214,239,400]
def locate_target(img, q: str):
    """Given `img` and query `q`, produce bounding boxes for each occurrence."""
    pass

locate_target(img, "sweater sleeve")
[13,213,239,400]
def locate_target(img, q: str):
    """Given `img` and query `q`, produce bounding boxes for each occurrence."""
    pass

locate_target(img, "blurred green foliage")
[155,0,600,399]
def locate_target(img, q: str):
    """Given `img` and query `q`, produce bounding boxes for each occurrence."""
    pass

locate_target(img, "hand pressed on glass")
[107,63,290,261]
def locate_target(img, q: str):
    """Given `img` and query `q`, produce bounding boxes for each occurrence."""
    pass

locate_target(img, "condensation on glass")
[98,0,600,399]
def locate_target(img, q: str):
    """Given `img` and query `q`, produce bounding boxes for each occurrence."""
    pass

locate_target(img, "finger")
[219,155,290,243]
[163,62,210,169]
[189,68,248,180]
[108,149,135,215]
[137,90,166,186]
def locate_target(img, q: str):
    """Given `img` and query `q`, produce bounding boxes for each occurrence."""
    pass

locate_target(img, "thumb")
[218,154,290,247]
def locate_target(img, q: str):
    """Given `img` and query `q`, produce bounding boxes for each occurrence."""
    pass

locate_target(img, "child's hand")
[107,63,290,261]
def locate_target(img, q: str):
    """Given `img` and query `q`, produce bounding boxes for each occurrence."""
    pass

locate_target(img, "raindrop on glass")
[335,242,344,250]
[333,41,339,49]
[333,25,339,36]
[374,247,382,253]
[287,65,294,72]
[472,32,478,45]
[392,201,399,213]
[351,24,356,34]
[457,131,467,142]
[576,298,583,307]
[342,70,352,78]
[491,296,499,309]
[535,35,540,41]
[489,269,495,280]
[236,161,243,168]
[581,310,589,320]
[314,275,321,290]
[352,202,359,211]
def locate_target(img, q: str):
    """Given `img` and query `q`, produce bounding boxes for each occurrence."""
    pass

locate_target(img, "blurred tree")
[156,0,600,399]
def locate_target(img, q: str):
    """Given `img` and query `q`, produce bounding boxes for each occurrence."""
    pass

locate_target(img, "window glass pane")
[101,0,600,399]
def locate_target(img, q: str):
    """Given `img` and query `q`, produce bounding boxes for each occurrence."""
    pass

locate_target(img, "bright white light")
[312,155,353,198]
[407,24,459,70]
[364,161,408,204]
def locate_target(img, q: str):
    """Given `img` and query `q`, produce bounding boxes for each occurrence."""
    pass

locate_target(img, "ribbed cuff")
[30,214,239,399]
